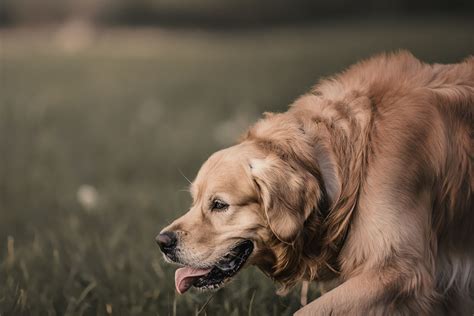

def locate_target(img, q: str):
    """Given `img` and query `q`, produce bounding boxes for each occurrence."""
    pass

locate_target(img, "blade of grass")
[248,290,256,316]
[196,293,215,316]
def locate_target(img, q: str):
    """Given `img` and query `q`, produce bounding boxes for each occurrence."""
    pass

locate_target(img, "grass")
[1,17,473,315]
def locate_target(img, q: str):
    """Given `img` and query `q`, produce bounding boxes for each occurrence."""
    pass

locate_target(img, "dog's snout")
[155,231,177,253]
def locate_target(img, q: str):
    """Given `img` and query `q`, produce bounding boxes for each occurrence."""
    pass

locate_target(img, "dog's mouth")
[174,240,254,294]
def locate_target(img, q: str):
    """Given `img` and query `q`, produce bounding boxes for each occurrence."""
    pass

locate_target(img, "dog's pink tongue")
[175,267,212,294]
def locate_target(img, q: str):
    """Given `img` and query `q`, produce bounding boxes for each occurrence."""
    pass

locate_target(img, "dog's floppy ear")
[250,157,320,244]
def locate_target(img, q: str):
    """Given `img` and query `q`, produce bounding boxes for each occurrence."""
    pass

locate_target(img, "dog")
[156,51,473,315]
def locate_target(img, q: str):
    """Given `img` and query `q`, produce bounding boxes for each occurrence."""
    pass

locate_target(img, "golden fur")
[161,51,473,315]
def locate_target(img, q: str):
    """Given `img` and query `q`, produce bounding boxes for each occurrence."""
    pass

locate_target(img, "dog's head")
[157,137,331,293]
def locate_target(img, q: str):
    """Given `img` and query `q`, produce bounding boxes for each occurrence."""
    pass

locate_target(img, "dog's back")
[367,53,473,313]
[429,57,474,313]
[309,52,474,313]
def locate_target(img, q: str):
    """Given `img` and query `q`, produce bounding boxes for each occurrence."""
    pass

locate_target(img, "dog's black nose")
[155,231,177,254]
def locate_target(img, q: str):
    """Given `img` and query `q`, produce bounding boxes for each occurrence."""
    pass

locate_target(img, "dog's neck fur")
[243,89,375,289]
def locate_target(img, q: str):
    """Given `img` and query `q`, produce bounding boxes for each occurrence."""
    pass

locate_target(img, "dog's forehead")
[191,144,259,198]
[195,149,246,187]
[199,144,256,175]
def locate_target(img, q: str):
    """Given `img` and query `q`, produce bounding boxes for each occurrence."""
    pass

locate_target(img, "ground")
[1,17,473,315]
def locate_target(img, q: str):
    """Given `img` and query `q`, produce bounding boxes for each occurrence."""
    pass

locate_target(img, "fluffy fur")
[161,51,473,315]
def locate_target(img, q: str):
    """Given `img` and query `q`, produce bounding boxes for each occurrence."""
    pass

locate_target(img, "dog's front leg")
[294,272,391,316]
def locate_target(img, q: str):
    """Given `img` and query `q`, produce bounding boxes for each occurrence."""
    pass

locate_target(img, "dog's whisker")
[177,168,192,184]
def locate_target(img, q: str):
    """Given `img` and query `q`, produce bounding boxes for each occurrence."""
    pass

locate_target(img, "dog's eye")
[211,199,228,211]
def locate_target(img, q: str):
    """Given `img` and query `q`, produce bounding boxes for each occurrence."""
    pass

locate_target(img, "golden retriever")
[156,51,473,315]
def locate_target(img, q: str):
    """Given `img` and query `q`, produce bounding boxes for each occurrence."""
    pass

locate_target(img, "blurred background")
[1,0,473,315]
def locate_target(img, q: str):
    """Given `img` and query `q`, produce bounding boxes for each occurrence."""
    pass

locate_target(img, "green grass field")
[1,17,473,315]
